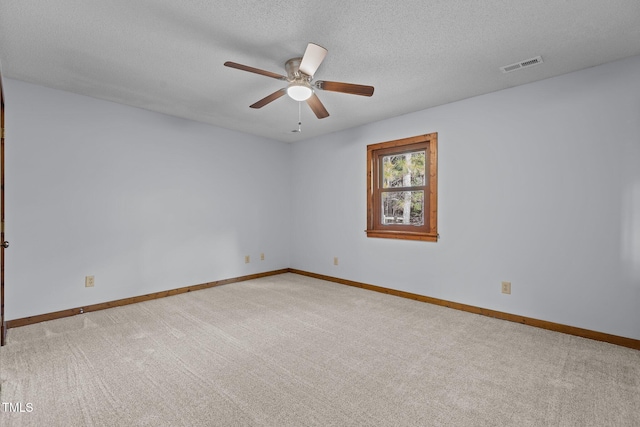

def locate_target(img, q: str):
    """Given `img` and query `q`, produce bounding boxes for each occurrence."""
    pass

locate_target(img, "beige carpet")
[1,273,638,426]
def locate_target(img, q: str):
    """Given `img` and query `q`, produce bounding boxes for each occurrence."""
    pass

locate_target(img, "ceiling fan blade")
[315,80,374,97]
[250,89,287,109]
[299,43,328,77]
[306,93,329,119]
[224,61,287,80]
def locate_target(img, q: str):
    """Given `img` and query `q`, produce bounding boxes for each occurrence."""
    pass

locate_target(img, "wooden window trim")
[366,133,438,242]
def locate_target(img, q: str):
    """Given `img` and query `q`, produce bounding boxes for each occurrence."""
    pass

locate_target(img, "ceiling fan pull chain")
[292,101,302,133]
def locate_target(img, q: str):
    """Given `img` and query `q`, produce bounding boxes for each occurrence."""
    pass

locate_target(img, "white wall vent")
[500,56,543,73]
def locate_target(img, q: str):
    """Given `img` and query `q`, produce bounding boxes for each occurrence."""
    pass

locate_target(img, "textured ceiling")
[1,1,639,142]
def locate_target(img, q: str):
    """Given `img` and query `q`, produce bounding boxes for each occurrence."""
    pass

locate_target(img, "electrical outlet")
[260,253,265,261]
[333,257,339,266]
[501,281,511,294]
[85,276,95,288]
[245,255,250,264]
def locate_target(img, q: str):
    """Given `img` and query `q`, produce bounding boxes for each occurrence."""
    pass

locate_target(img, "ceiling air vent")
[500,56,543,73]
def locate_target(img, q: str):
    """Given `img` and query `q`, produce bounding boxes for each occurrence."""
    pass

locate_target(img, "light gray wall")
[290,55,640,340]
[5,55,640,341]
[4,79,291,320]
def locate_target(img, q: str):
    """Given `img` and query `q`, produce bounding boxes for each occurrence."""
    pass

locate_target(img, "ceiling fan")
[224,43,374,119]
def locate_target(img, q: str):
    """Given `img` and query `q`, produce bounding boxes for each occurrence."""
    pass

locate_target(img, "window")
[366,133,438,241]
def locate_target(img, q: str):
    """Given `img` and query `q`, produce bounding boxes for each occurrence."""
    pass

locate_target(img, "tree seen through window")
[381,151,426,225]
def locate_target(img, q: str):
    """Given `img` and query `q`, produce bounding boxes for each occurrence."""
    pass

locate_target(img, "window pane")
[381,191,424,225]
[382,151,426,188]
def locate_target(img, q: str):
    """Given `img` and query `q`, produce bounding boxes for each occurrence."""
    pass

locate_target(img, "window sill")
[365,229,438,242]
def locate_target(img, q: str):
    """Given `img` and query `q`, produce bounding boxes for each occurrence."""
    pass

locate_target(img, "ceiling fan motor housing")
[285,57,313,100]
[285,57,308,81]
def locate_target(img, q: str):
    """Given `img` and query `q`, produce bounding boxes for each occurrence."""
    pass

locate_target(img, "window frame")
[366,133,438,242]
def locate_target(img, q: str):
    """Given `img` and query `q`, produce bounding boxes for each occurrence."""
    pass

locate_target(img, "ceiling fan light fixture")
[224,42,373,120]
[287,83,313,101]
